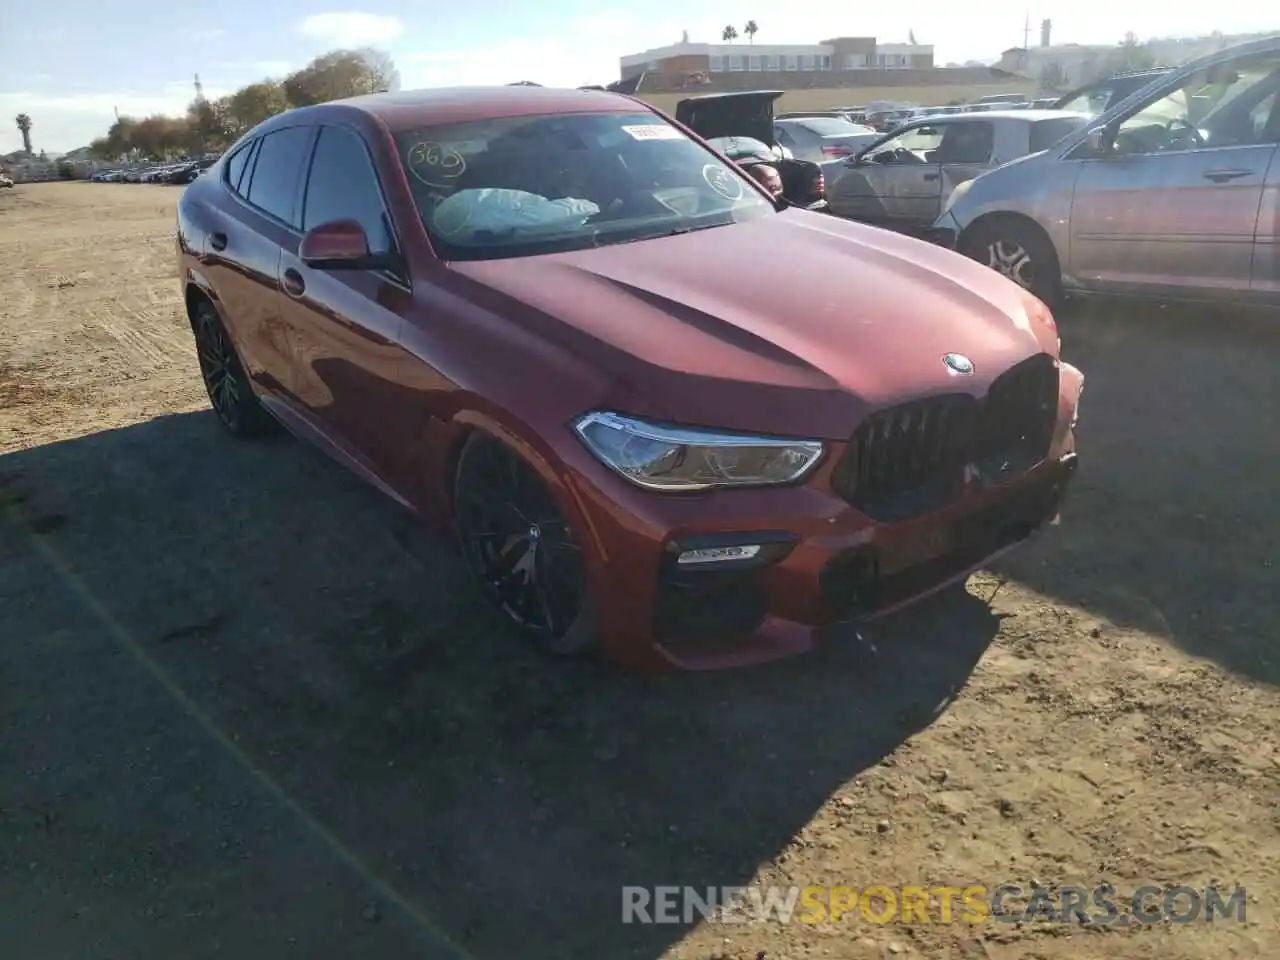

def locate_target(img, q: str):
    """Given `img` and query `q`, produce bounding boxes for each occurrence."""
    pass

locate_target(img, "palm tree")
[722,25,738,43]
[744,20,759,44]
[15,113,33,155]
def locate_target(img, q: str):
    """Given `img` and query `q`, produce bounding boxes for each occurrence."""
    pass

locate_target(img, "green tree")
[104,116,138,158]
[226,81,290,135]
[186,97,233,153]
[1038,59,1066,93]
[744,20,758,44]
[14,113,33,154]
[282,48,398,107]
[1107,32,1155,74]
[721,25,738,43]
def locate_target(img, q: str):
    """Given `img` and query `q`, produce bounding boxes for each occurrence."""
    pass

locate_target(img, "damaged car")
[177,85,1083,671]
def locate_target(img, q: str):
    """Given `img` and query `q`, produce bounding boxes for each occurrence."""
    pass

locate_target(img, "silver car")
[934,35,1280,306]
[773,116,880,162]
[826,110,1092,231]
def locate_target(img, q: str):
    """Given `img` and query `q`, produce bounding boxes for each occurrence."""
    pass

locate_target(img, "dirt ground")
[1,181,1277,960]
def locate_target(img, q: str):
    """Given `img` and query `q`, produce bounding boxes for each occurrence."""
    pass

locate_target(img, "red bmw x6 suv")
[176,85,1084,671]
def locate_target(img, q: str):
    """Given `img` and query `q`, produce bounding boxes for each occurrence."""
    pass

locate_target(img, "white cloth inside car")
[432,188,599,237]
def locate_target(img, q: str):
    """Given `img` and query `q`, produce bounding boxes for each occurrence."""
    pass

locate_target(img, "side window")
[301,125,392,255]
[1113,54,1280,155]
[864,125,945,164]
[1249,91,1278,141]
[774,125,796,147]
[224,141,253,195]
[937,121,994,163]
[244,126,314,226]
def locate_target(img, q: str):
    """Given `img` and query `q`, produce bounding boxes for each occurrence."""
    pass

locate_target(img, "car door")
[934,119,995,218]
[203,130,314,394]
[218,124,318,399]
[276,122,415,493]
[1252,135,1280,298]
[828,122,945,227]
[1068,51,1280,299]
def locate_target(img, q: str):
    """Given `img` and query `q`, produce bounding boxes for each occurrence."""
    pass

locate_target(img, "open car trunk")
[675,91,784,145]
[676,92,827,211]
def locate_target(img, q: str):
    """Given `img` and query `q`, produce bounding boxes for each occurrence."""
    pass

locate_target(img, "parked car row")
[92,157,218,185]
[176,83,1085,670]
[931,35,1279,307]
[806,36,1278,309]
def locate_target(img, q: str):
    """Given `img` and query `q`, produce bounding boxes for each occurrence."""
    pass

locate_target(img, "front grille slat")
[831,354,1060,522]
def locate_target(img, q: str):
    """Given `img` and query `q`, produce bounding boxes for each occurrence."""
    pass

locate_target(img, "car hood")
[448,211,1056,439]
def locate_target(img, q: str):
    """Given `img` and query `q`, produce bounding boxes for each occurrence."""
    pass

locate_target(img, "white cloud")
[299,12,404,47]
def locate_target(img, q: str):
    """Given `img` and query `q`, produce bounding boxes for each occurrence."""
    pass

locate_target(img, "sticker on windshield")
[405,141,467,188]
[701,164,744,201]
[621,124,683,141]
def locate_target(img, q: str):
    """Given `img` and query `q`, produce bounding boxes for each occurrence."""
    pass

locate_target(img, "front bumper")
[561,364,1084,671]
[922,209,961,249]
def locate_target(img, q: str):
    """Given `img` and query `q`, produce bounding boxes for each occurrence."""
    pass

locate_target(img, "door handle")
[1202,168,1253,183]
[923,173,940,181]
[209,231,227,251]
[281,268,306,298]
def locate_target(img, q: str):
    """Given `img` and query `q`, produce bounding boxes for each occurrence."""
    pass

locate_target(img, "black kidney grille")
[832,355,1060,520]
[831,394,977,521]
[972,353,1059,472]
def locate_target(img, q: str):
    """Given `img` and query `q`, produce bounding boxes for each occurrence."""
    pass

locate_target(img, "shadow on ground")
[993,298,1280,686]
[1,411,1000,960]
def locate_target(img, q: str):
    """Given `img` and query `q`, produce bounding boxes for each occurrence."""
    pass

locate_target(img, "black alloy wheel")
[192,301,274,437]
[454,434,597,655]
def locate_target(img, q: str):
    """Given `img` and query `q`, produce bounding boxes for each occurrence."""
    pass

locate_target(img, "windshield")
[393,111,773,262]
[795,117,864,136]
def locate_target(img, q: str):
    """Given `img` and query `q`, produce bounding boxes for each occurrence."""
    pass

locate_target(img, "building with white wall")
[619,36,934,82]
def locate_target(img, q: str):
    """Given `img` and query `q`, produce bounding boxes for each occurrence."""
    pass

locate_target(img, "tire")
[453,433,599,656]
[191,299,275,438]
[962,217,1062,307]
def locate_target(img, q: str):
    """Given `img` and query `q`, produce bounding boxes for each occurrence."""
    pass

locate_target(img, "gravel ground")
[2,182,1278,960]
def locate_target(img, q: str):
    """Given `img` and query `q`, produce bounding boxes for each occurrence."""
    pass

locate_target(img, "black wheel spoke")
[456,441,586,645]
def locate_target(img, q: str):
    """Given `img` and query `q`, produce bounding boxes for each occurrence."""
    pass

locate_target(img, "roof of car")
[295,85,645,130]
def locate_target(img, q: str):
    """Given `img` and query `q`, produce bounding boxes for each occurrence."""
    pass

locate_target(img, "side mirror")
[299,219,390,270]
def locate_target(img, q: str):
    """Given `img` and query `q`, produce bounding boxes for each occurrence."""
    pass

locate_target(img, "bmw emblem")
[943,353,975,375]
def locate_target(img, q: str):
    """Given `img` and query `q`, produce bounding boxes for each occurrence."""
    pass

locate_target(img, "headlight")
[573,412,824,492]
[942,177,973,215]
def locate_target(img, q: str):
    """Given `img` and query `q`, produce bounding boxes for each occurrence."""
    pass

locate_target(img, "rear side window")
[244,126,314,227]
[1030,117,1089,153]
[302,125,392,255]
[224,141,253,194]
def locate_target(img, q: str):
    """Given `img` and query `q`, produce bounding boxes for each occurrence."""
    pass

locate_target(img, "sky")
[1,2,1275,153]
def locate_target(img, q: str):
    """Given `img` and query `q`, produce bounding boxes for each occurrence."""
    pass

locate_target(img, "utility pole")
[1023,12,1030,50]
[194,73,206,103]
